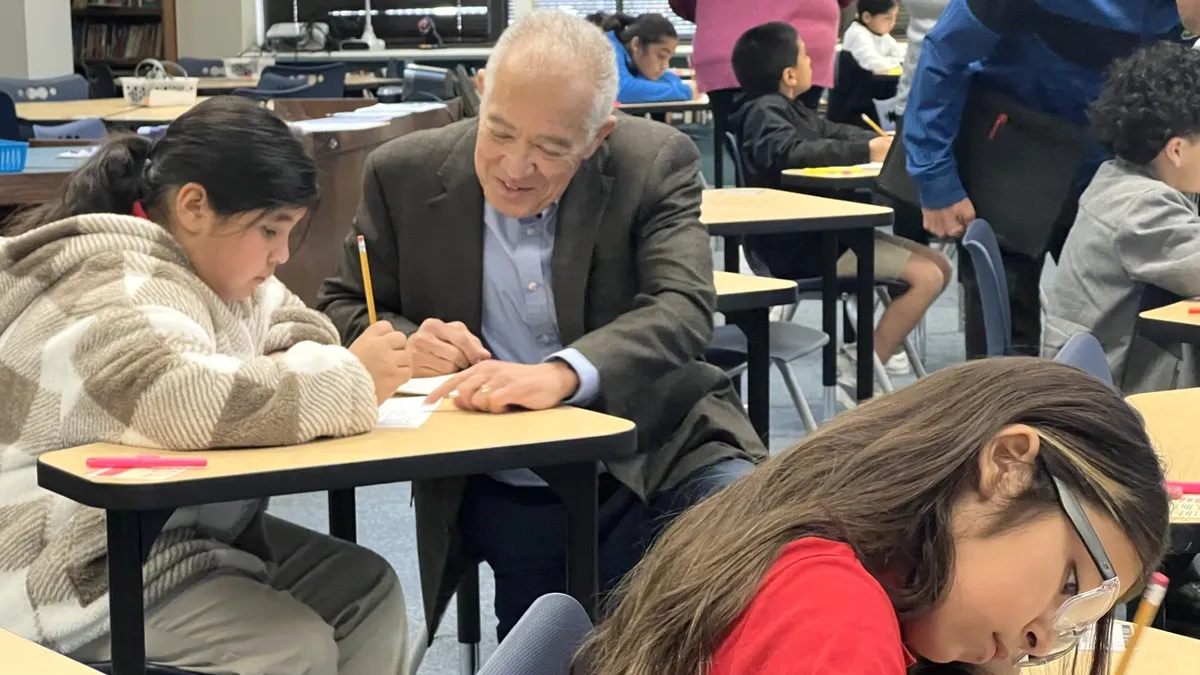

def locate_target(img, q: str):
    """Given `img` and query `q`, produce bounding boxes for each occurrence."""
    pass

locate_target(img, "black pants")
[959,194,1079,359]
[459,458,754,639]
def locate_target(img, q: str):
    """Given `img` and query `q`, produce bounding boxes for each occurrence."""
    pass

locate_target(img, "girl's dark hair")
[4,96,319,236]
[1089,41,1200,165]
[857,0,899,18]
[590,12,678,48]
[576,358,1171,675]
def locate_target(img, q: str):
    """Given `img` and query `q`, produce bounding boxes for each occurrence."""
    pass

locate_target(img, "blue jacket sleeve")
[902,0,1004,209]
[619,69,693,104]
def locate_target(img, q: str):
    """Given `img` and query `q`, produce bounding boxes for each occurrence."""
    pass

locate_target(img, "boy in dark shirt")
[729,22,950,403]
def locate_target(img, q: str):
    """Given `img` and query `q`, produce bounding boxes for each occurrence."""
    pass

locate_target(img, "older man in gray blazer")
[318,11,765,642]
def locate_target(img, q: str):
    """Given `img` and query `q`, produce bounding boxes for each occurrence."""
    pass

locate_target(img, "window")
[263,0,504,44]
[506,1,693,39]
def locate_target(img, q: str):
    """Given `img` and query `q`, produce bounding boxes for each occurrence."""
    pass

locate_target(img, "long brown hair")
[575,358,1170,675]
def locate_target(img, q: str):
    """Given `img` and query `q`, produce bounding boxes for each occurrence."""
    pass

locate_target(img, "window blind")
[507,1,693,39]
[506,1,618,25]
[619,1,693,38]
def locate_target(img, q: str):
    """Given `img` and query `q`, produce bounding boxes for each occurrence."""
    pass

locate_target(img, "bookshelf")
[71,0,177,69]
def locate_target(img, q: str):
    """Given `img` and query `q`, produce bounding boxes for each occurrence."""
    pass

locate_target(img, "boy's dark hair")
[588,12,678,48]
[1089,41,1200,164]
[856,0,898,18]
[732,22,800,97]
[4,97,318,235]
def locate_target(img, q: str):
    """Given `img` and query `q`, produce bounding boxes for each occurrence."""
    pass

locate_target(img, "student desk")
[273,44,694,64]
[1025,622,1199,673]
[0,145,94,207]
[782,164,882,193]
[1126,388,1200,527]
[714,271,800,442]
[616,94,710,118]
[702,188,894,407]
[15,98,211,125]
[36,405,636,675]
[1138,300,1200,346]
[0,629,98,673]
[125,74,405,94]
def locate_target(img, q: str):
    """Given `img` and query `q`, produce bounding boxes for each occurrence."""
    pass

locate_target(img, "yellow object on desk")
[793,163,883,178]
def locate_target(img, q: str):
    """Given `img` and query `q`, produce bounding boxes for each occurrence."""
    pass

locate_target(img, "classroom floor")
[264,123,979,673]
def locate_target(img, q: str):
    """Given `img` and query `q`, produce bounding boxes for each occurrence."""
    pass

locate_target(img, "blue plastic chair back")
[479,593,594,675]
[0,74,89,102]
[0,91,19,141]
[1054,332,1115,389]
[232,82,316,101]
[176,57,225,77]
[261,63,347,98]
[723,131,745,188]
[962,218,1012,356]
[402,64,451,102]
[33,117,107,140]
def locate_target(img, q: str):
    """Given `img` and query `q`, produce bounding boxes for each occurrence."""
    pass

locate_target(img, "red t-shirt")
[710,538,916,675]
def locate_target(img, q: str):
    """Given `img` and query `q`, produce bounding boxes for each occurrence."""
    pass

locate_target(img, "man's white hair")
[483,10,619,138]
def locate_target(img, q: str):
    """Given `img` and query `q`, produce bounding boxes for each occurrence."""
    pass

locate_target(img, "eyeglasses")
[1014,462,1122,667]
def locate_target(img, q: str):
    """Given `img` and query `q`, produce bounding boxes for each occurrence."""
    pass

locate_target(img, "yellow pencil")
[861,114,888,137]
[357,235,378,325]
[1114,572,1169,675]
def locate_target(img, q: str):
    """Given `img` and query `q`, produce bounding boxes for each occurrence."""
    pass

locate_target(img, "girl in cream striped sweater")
[0,97,411,674]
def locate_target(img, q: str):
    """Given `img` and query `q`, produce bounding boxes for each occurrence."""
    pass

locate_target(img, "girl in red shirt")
[575,358,1170,675]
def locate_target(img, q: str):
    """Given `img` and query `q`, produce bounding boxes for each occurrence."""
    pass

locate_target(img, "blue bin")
[0,139,29,173]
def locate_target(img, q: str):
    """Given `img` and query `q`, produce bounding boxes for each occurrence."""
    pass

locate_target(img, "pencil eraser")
[1189,306,1200,314]
[1168,485,1184,500]
[1151,572,1169,587]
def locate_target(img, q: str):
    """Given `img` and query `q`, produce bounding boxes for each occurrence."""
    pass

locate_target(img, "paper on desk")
[332,102,448,119]
[288,118,389,133]
[377,396,439,429]
[57,147,98,159]
[396,375,454,397]
[1171,494,1200,522]
[1078,622,1131,652]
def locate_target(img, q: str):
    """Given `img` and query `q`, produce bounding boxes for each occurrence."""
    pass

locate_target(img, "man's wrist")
[545,360,580,399]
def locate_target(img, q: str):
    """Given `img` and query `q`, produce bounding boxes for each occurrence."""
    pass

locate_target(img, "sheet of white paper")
[395,375,454,397]
[57,147,98,159]
[1078,622,1130,652]
[288,118,389,133]
[376,397,439,429]
[1171,494,1200,522]
[857,162,883,169]
[332,102,447,119]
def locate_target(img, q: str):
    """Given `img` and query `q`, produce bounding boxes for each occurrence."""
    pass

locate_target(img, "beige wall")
[175,0,257,59]
[0,0,74,79]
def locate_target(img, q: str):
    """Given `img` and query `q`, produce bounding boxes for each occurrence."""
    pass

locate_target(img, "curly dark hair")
[1089,41,1200,164]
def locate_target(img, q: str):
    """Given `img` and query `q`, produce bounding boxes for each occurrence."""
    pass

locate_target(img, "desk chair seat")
[33,117,107,140]
[88,663,202,674]
[478,594,593,675]
[708,322,829,431]
[1053,332,1114,388]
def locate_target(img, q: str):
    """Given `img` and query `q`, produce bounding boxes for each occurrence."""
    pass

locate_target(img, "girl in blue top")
[590,12,694,104]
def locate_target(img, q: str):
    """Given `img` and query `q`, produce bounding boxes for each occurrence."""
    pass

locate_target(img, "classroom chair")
[402,64,452,102]
[827,51,896,129]
[0,92,19,141]
[83,62,118,99]
[176,58,225,78]
[260,63,347,98]
[477,593,593,675]
[961,218,1011,357]
[32,117,107,140]
[231,82,317,101]
[0,74,89,102]
[1053,332,1114,388]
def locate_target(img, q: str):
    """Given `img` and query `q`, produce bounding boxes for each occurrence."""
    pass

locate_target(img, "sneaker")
[886,351,912,375]
[835,347,881,411]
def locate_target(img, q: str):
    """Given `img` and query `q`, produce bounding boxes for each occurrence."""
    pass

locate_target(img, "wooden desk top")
[1027,622,1198,673]
[713,271,798,313]
[1125,388,1200,525]
[0,629,96,673]
[181,74,404,92]
[16,98,211,124]
[782,165,882,192]
[1140,301,1200,327]
[701,187,893,236]
[38,402,636,511]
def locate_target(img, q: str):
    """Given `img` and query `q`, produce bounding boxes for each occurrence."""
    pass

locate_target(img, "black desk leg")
[729,308,771,444]
[853,228,876,402]
[535,463,600,619]
[822,231,838,417]
[106,511,155,675]
[723,235,740,273]
[327,489,357,542]
[457,565,481,674]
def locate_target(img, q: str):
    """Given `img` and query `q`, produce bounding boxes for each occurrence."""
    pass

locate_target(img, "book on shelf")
[77,23,164,62]
[72,1,163,10]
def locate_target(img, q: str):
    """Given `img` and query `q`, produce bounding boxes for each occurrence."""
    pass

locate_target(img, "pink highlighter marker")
[86,455,208,469]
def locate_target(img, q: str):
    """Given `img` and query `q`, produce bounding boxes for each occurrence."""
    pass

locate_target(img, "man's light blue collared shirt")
[482,201,600,486]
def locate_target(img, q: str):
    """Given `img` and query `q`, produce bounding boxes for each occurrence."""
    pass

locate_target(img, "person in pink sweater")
[680,0,853,108]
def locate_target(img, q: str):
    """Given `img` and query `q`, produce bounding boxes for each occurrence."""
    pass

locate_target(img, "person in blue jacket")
[589,12,694,104]
[902,0,1199,359]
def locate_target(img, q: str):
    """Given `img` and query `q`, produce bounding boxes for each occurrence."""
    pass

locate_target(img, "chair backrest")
[0,74,90,102]
[232,82,316,101]
[32,117,108,140]
[0,91,19,141]
[827,49,874,125]
[1054,332,1115,388]
[962,218,1012,356]
[176,57,225,78]
[479,593,594,675]
[261,63,347,98]
[403,64,451,102]
[84,62,118,99]
[723,131,746,188]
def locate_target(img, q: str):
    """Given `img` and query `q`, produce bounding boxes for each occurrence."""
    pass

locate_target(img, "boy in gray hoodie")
[1043,42,1200,392]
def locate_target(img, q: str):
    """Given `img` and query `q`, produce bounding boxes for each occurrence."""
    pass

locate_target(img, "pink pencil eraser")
[1168,485,1184,500]
[1151,572,1170,587]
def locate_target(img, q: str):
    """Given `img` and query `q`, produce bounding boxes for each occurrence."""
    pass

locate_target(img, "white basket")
[223,55,276,80]
[120,60,199,107]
